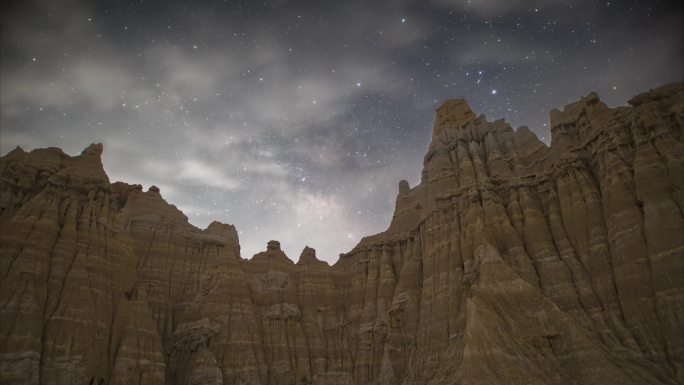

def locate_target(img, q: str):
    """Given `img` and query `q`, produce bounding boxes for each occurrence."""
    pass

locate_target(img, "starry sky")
[1,0,682,263]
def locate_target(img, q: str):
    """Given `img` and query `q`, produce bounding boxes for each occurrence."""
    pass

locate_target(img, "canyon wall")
[1,82,682,385]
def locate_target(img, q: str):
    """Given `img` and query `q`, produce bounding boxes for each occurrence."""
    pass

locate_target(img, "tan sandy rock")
[1,82,682,385]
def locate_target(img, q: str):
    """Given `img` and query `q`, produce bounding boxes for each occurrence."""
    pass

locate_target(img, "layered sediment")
[1,82,683,385]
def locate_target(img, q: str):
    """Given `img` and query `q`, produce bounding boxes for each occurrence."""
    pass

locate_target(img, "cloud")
[2,0,681,264]
[178,159,242,191]
[428,0,587,15]
[245,161,289,177]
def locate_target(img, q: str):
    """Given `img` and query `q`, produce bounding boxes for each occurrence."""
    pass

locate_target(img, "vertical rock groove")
[1,82,682,385]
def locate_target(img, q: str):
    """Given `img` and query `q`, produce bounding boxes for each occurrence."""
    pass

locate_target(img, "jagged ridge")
[1,82,682,385]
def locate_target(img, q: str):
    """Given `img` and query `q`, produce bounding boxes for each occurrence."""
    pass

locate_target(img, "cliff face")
[1,82,682,385]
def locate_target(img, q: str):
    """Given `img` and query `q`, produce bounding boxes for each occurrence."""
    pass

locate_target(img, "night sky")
[1,0,682,263]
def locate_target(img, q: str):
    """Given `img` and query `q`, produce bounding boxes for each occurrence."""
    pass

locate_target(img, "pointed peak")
[514,125,540,141]
[298,245,316,260]
[297,246,329,267]
[398,179,410,196]
[435,99,477,123]
[3,145,27,161]
[206,220,233,231]
[250,240,294,265]
[436,98,472,112]
[48,143,109,189]
[515,125,532,134]
[203,221,240,258]
[267,240,281,251]
[550,92,603,129]
[81,143,103,157]
[431,99,479,144]
[585,91,600,103]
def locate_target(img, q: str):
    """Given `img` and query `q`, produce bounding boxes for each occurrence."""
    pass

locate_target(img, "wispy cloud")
[178,159,242,191]
[2,0,681,262]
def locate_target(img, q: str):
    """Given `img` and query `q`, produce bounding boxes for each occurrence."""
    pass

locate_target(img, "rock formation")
[1,82,682,385]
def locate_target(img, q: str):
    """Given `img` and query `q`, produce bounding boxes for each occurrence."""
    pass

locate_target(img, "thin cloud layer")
[1,0,682,262]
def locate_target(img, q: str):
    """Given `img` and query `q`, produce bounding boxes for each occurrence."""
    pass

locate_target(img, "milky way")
[1,0,682,262]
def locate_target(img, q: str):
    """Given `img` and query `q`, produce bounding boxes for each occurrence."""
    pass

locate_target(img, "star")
[0,0,678,265]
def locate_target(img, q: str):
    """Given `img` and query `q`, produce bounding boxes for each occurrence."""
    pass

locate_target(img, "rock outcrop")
[1,82,682,385]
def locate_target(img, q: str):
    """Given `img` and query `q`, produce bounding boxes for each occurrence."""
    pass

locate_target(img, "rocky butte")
[1,82,683,385]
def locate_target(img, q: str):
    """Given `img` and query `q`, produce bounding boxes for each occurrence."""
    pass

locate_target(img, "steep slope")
[336,82,683,385]
[0,82,682,385]
[0,144,166,385]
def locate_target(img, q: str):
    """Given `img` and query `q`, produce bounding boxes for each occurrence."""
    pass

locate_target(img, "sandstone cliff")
[1,82,682,385]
